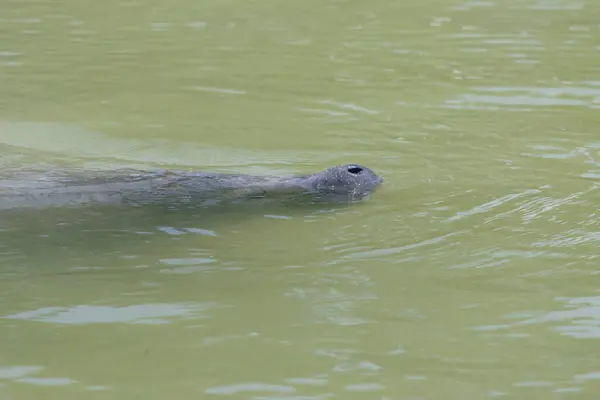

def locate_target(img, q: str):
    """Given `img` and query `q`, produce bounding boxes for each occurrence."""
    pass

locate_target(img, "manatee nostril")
[347,166,363,175]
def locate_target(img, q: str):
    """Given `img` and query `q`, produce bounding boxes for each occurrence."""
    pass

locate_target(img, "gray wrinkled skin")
[0,164,383,210]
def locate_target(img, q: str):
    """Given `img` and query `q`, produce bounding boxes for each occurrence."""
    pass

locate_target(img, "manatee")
[0,163,383,210]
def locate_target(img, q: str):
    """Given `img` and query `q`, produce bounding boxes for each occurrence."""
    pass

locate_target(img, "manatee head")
[303,163,383,202]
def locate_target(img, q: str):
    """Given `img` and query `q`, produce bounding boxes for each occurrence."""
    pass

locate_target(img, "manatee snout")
[309,163,383,201]
[342,164,383,184]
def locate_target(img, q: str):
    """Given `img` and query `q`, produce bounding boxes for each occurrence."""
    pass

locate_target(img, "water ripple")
[0,366,77,387]
[491,296,600,339]
[3,303,213,325]
[447,84,600,110]
[205,383,296,395]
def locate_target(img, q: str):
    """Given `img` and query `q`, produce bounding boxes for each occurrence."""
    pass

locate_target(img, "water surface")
[1,0,600,398]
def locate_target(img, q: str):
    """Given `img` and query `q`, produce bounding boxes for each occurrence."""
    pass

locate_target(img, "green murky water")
[1,0,600,398]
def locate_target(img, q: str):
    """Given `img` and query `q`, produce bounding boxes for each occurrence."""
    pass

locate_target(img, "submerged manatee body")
[0,164,383,210]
